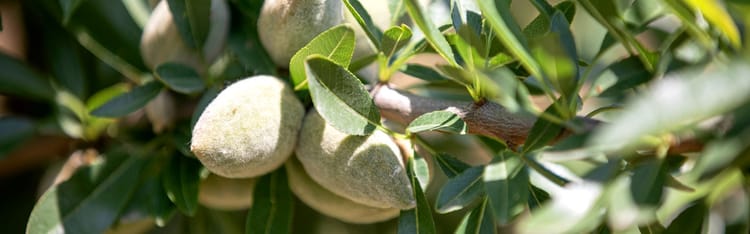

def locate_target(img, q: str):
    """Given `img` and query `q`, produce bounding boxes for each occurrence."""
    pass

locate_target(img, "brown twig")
[371,83,703,154]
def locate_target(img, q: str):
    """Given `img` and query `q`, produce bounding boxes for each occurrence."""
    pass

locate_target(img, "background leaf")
[0,117,35,159]
[434,152,471,178]
[404,0,458,66]
[26,149,149,234]
[0,53,55,101]
[290,25,355,91]
[484,152,528,224]
[435,166,485,213]
[454,198,496,234]
[398,157,437,234]
[155,62,205,94]
[162,154,202,216]
[90,81,163,118]
[166,0,211,49]
[343,0,384,49]
[407,111,467,134]
[305,56,380,135]
[246,168,294,234]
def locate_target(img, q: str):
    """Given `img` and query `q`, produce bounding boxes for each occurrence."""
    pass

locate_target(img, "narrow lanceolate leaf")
[413,150,431,191]
[630,159,666,206]
[0,53,55,101]
[305,55,380,135]
[0,117,35,159]
[343,0,384,48]
[155,62,205,94]
[400,64,449,81]
[398,157,437,234]
[26,149,149,234]
[407,111,467,134]
[246,168,294,234]
[435,166,485,213]
[477,0,543,78]
[682,0,741,48]
[590,62,750,152]
[484,152,529,224]
[162,155,202,216]
[434,152,471,178]
[663,201,707,234]
[382,25,413,58]
[404,0,458,66]
[455,198,496,234]
[166,0,211,49]
[91,81,163,118]
[523,100,565,154]
[290,25,355,90]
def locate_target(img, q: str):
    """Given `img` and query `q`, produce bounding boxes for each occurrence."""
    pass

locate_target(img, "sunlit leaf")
[682,0,741,48]
[484,151,528,224]
[305,56,380,135]
[478,0,543,78]
[435,166,485,213]
[398,156,436,234]
[590,62,750,152]
[407,111,467,134]
[404,0,458,66]
[455,197,496,234]
[290,25,355,91]
[382,25,413,58]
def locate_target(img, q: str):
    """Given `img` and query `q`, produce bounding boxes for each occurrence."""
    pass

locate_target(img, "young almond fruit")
[257,0,344,67]
[285,157,399,224]
[198,173,257,210]
[140,0,230,72]
[191,75,304,178]
[295,110,415,210]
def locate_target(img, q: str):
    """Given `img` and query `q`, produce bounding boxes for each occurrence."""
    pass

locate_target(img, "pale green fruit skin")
[285,157,399,224]
[198,173,257,210]
[140,0,230,71]
[257,0,344,67]
[191,75,304,178]
[295,110,415,209]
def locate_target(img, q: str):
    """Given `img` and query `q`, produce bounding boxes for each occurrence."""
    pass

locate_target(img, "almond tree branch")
[371,84,702,153]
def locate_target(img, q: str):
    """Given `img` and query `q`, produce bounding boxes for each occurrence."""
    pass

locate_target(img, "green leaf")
[598,56,653,97]
[546,11,579,102]
[343,0,384,49]
[0,117,35,159]
[246,168,294,234]
[400,64,449,81]
[523,100,565,153]
[413,150,431,191]
[398,156,437,234]
[477,0,543,78]
[305,55,380,135]
[484,152,529,224]
[382,25,413,58]
[26,148,149,234]
[59,0,85,24]
[0,53,55,101]
[290,25,356,91]
[162,154,202,216]
[455,197,496,234]
[407,111,467,134]
[155,62,205,94]
[227,13,277,77]
[191,86,219,129]
[404,0,458,66]
[436,166,485,213]
[590,62,750,152]
[664,201,707,234]
[166,0,211,49]
[122,170,176,227]
[682,0,741,48]
[434,152,471,178]
[90,81,163,118]
[630,159,667,206]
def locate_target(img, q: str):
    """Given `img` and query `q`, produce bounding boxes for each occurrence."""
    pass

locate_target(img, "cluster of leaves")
[1,0,749,233]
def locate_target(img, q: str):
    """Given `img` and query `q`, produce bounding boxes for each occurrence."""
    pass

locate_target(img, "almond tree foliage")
[0,0,749,233]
